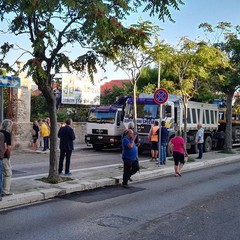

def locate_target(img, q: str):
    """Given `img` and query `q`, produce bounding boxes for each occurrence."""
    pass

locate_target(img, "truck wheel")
[204,136,212,152]
[92,144,103,151]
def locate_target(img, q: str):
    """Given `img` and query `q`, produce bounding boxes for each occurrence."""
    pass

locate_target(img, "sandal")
[176,171,182,176]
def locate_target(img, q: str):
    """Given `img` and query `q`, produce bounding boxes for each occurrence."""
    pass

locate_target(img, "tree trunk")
[41,86,59,182]
[224,92,233,153]
[48,96,59,179]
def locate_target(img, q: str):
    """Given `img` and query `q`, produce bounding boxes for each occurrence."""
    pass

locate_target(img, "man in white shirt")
[195,123,204,159]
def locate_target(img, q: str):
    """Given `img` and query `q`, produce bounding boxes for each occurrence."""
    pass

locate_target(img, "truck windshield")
[125,103,172,119]
[125,103,158,119]
[138,104,158,118]
[88,110,116,124]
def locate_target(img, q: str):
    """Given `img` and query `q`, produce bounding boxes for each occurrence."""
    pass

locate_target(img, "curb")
[0,155,239,210]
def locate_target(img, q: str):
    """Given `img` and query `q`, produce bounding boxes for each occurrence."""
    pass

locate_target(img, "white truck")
[123,93,219,155]
[85,97,128,150]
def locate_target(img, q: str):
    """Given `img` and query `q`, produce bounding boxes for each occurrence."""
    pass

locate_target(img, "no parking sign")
[154,88,169,105]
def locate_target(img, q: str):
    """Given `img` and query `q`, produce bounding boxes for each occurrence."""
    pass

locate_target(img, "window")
[187,108,191,123]
[215,111,218,123]
[88,110,116,124]
[137,104,158,119]
[163,105,172,118]
[205,110,210,124]
[124,104,133,118]
[210,110,214,124]
[192,108,197,123]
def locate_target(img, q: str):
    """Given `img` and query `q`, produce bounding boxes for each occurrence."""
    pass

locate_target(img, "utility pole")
[158,62,162,166]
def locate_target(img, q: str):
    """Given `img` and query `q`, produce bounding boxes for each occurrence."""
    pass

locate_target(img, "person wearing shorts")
[149,121,159,162]
[169,130,188,177]
[32,120,39,150]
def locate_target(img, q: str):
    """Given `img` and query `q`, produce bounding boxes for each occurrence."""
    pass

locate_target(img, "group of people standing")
[149,120,204,177]
[149,120,188,177]
[32,118,50,151]
[0,119,14,201]
[149,120,169,164]
[122,120,205,186]
[0,116,205,196]
[0,117,75,201]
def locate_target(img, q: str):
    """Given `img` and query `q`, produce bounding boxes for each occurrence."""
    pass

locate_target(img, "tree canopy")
[0,0,185,181]
[199,22,240,152]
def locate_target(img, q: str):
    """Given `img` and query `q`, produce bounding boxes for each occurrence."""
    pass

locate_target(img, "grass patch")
[186,156,195,162]
[37,176,74,184]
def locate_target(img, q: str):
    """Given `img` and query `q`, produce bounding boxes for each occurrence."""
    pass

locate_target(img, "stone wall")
[13,122,87,149]
[12,86,31,122]
[72,122,87,143]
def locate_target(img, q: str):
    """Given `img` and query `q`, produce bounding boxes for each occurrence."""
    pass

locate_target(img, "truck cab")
[85,106,125,150]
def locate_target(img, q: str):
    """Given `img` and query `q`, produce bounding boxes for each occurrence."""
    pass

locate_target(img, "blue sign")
[154,88,169,105]
[0,75,21,88]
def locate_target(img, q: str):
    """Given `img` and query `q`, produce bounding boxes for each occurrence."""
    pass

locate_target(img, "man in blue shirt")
[156,121,169,165]
[122,129,139,188]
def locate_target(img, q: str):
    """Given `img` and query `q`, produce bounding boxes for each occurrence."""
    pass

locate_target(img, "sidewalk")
[0,145,239,210]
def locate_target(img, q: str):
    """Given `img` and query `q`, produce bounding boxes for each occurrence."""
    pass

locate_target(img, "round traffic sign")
[154,88,169,104]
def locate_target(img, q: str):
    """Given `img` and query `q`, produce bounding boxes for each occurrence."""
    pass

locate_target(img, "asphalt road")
[1,160,240,240]
[11,148,145,178]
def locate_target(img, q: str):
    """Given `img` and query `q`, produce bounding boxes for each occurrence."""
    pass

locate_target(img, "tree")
[106,22,162,129]
[101,82,132,105]
[199,22,240,153]
[30,94,49,121]
[137,65,158,90]
[0,42,14,73]
[0,0,184,182]
[142,82,157,94]
[155,37,227,142]
[137,61,180,94]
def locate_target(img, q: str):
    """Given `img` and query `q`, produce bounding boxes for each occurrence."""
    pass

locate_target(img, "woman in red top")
[169,130,188,177]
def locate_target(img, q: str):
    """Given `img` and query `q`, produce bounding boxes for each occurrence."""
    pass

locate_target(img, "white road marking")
[12,159,151,180]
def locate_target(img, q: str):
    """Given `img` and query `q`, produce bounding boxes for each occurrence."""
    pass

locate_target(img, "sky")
[105,0,240,80]
[1,0,240,81]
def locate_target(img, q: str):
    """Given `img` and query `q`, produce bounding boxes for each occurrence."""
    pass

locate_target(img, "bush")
[31,95,90,122]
